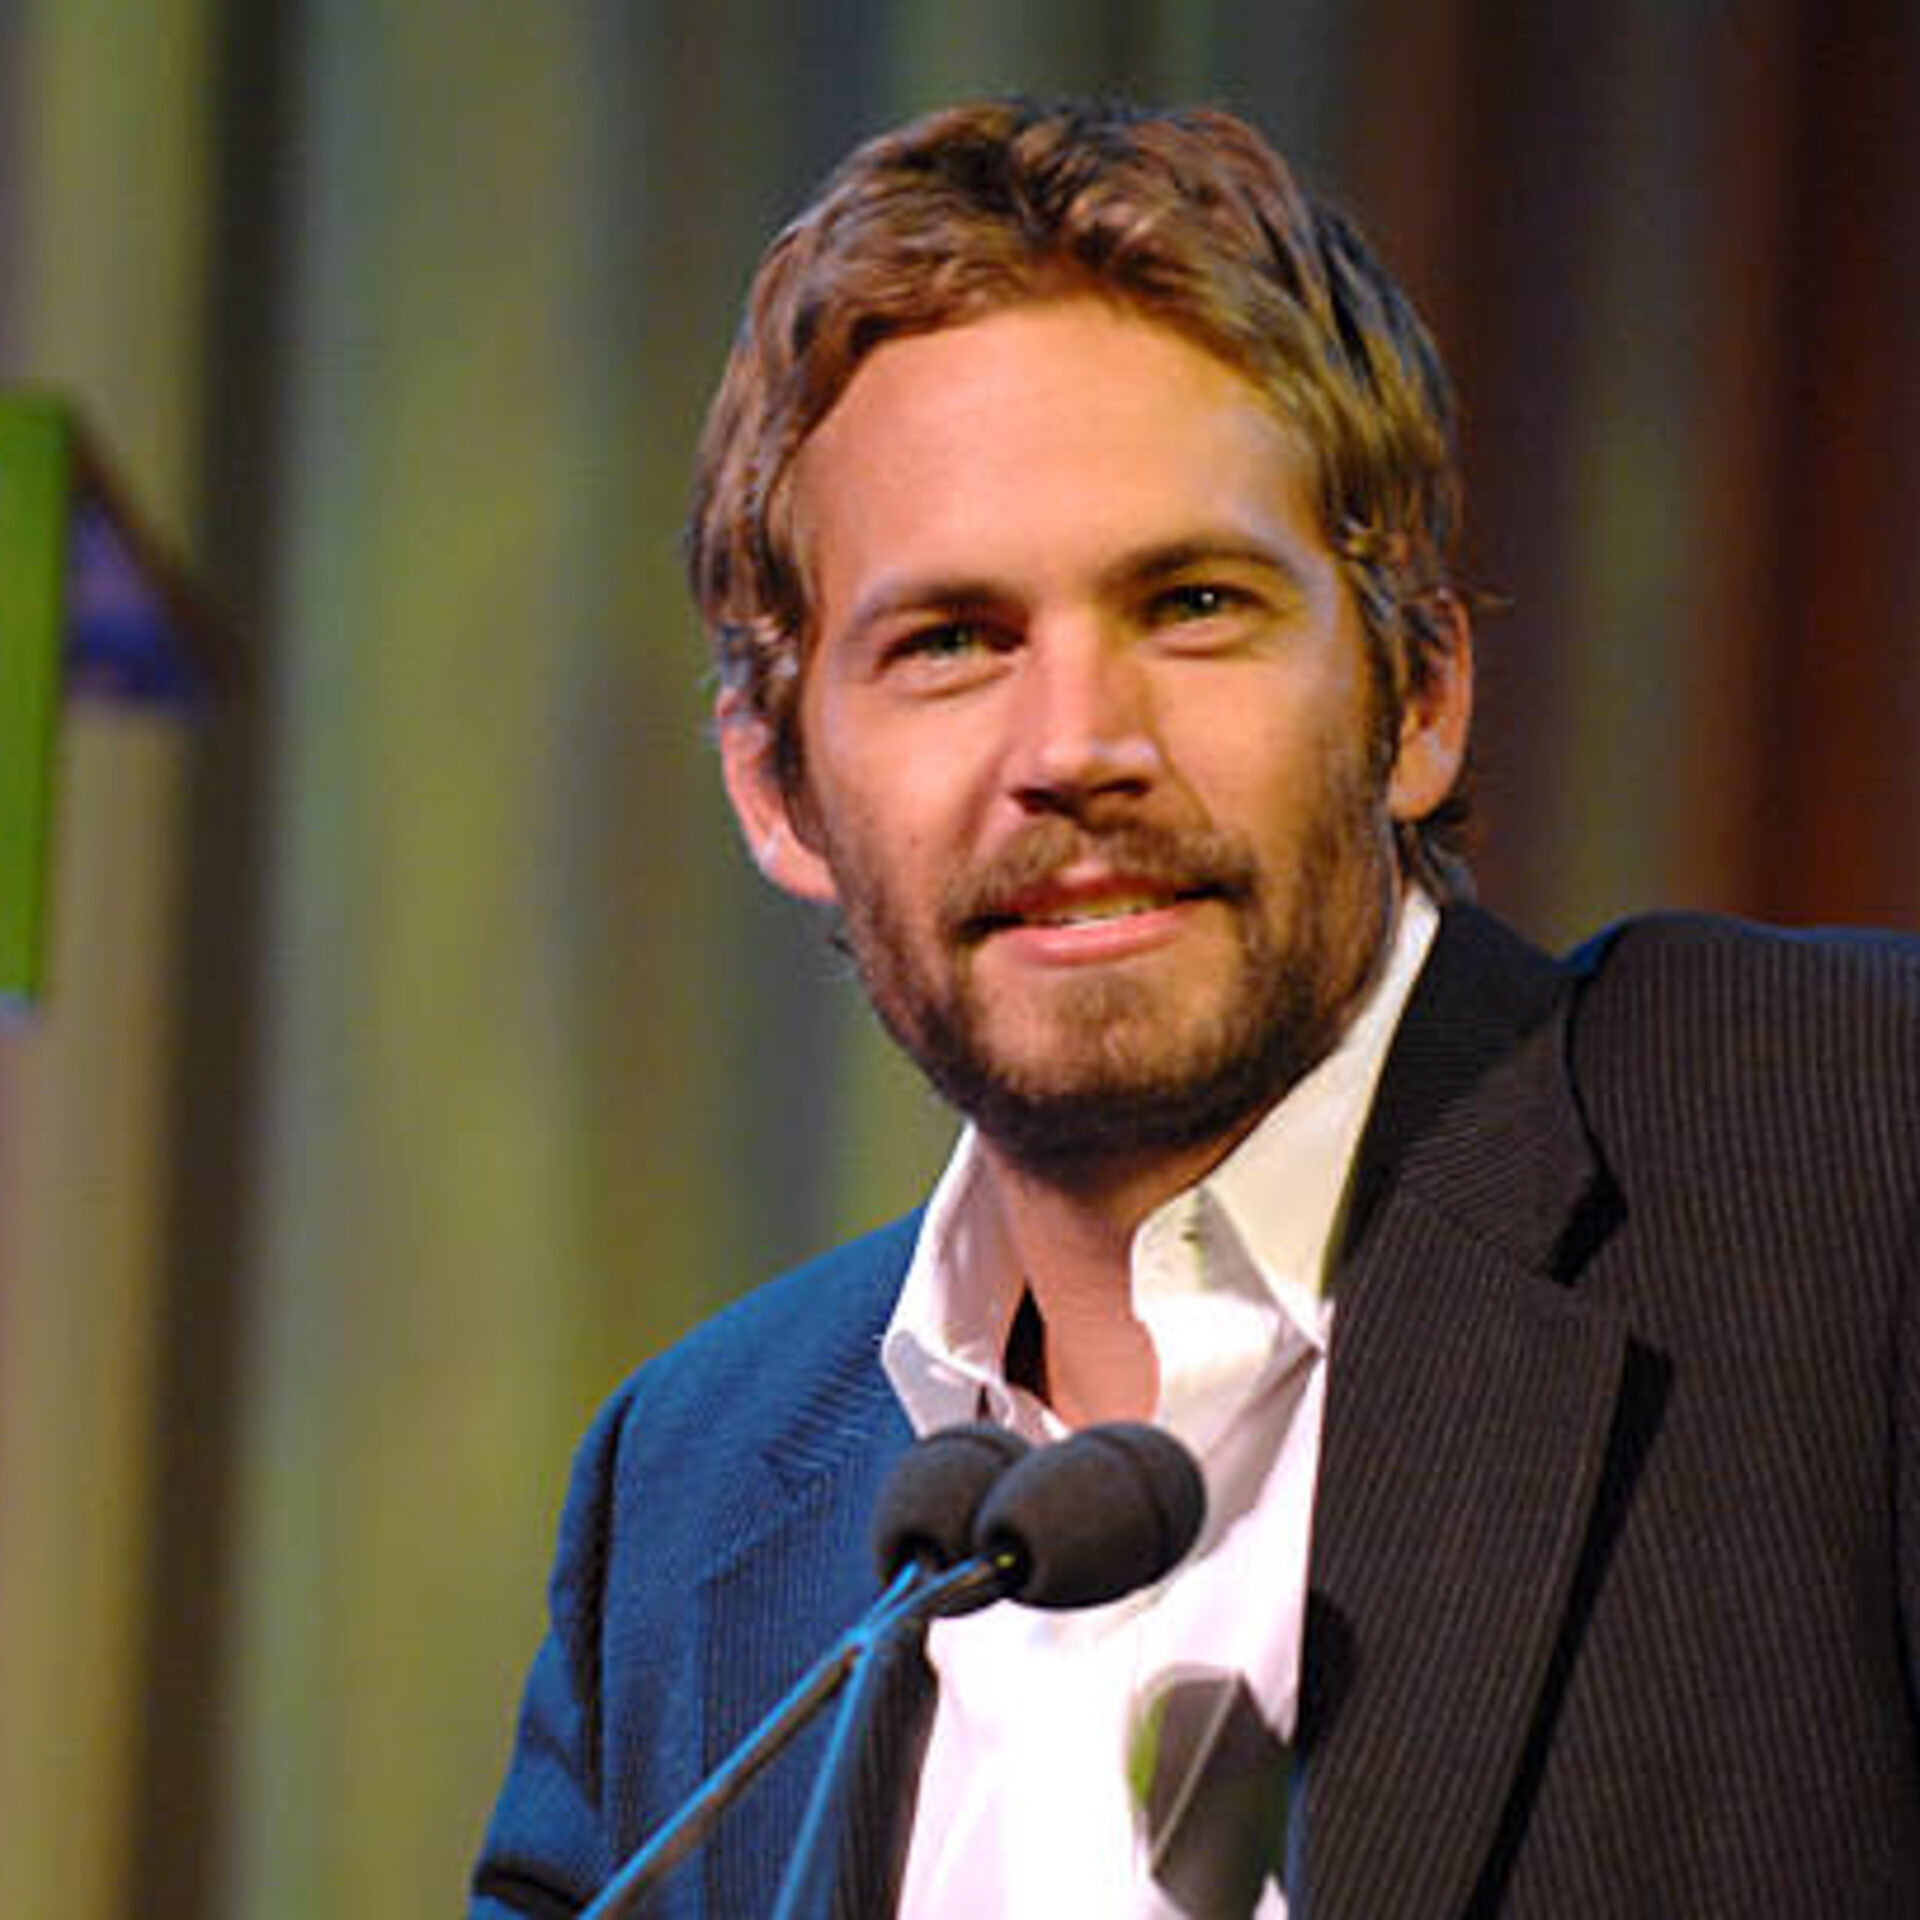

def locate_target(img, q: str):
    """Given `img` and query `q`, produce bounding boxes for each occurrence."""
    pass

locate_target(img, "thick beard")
[823,752,1398,1182]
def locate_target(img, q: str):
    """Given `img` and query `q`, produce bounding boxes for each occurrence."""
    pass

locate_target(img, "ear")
[1386,595,1474,824]
[715,694,841,906]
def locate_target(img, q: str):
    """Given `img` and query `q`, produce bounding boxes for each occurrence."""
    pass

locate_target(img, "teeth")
[1037,897,1163,927]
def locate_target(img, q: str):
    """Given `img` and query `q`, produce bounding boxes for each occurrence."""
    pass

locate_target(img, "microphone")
[767,1422,1207,1919]
[879,1419,1207,1621]
[973,1419,1207,1608]
[584,1421,1207,1919]
[871,1420,1031,1580]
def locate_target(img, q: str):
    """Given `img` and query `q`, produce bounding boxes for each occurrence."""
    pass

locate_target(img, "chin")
[918,1000,1338,1175]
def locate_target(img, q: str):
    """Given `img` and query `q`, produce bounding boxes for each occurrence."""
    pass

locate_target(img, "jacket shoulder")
[548,1214,920,1750]
[579,1205,917,1505]
[1572,907,1920,981]
[1569,910,1920,1058]
[471,1217,922,1909]
[1562,910,1920,1201]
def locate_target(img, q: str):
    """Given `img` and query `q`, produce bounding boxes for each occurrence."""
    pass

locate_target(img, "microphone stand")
[579,1420,1201,1918]
[579,1556,1011,1920]
[767,1556,1012,1920]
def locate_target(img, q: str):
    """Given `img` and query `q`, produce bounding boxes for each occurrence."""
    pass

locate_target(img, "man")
[472,98,1920,1917]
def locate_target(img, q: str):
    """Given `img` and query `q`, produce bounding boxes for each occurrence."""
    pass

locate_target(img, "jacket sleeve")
[469,1388,630,1916]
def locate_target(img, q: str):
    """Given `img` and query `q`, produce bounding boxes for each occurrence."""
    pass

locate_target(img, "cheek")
[804,747,958,913]
[1166,705,1319,820]
[1189,705,1380,854]
[814,690,1004,837]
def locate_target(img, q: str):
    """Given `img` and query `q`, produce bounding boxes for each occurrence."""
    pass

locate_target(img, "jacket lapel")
[1300,908,1632,1918]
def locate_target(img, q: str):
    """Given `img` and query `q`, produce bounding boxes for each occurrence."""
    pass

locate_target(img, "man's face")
[724,300,1468,1174]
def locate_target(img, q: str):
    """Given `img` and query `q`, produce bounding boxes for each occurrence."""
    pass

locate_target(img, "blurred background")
[1,1,1917,1914]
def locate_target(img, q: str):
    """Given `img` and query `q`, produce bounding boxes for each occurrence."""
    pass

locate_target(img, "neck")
[974,1119,1262,1428]
[961,885,1413,1428]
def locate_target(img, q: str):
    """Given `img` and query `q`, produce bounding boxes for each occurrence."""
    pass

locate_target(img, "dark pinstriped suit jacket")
[471,905,1920,1917]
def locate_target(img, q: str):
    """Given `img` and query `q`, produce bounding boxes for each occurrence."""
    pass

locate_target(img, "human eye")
[1143,577,1267,648]
[875,618,1011,690]
[1153,581,1249,622]
[894,621,988,660]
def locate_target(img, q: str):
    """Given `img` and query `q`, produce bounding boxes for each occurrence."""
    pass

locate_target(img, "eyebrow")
[842,531,1312,637]
[844,574,1013,638]
[1102,534,1311,598]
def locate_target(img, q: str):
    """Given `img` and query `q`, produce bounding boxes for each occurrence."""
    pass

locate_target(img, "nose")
[1005,621,1162,815]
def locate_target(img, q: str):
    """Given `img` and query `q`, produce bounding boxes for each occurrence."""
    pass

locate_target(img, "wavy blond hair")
[687,97,1472,894]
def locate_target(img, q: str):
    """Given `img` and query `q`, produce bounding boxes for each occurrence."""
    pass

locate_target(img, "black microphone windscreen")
[870,1422,1032,1582]
[971,1422,1206,1610]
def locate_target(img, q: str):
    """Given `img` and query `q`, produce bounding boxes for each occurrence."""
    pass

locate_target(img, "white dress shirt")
[880,891,1437,1918]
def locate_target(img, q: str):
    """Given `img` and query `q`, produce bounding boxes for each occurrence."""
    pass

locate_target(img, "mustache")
[942,819,1259,938]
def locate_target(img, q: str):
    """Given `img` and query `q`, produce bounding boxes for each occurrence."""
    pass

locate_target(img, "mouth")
[946,824,1254,954]
[961,869,1226,945]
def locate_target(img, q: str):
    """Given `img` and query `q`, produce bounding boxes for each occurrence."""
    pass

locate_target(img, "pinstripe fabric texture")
[473,907,1920,1917]
[1302,908,1920,1917]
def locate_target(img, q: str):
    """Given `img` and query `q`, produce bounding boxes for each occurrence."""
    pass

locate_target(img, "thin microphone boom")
[582,1421,1207,1919]
[577,1423,1026,1920]
[768,1421,1207,1919]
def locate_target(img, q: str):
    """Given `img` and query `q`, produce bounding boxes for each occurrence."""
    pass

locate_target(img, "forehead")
[789,300,1324,610]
